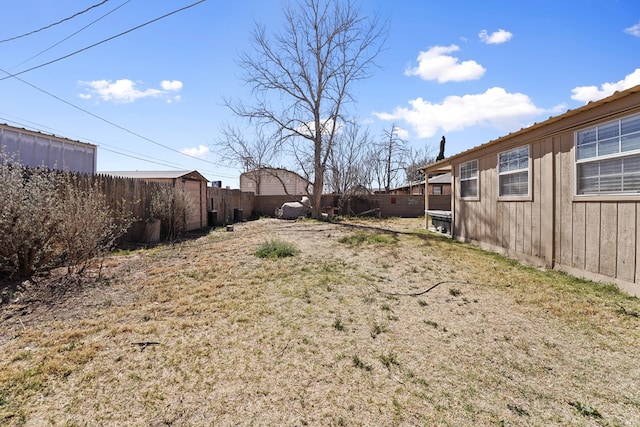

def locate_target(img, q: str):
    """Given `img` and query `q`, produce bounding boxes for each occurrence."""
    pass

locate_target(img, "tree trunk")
[312,166,324,219]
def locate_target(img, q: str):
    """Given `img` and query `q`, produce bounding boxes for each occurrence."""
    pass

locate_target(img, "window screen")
[498,146,529,197]
[576,113,640,195]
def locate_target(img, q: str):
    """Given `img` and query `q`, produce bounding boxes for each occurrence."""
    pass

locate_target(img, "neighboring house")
[384,173,454,196]
[390,173,451,209]
[427,172,452,196]
[101,170,209,231]
[240,167,311,195]
[389,181,425,195]
[0,123,96,174]
[423,85,640,296]
[427,172,452,211]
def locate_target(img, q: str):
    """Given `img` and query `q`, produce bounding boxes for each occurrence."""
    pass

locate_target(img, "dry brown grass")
[1,217,640,426]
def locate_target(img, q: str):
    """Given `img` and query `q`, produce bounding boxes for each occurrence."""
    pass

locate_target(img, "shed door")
[184,180,202,230]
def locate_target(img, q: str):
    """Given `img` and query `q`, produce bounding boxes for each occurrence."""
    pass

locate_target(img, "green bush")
[254,239,299,258]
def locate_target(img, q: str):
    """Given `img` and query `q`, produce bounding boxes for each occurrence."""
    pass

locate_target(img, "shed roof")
[428,172,452,184]
[423,84,640,174]
[99,170,209,182]
[241,167,310,183]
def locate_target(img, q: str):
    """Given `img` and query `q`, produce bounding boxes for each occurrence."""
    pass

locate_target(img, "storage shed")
[423,85,640,296]
[240,167,312,195]
[101,170,209,231]
[0,123,96,174]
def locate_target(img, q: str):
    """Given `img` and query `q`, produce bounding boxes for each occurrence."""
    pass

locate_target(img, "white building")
[0,123,96,174]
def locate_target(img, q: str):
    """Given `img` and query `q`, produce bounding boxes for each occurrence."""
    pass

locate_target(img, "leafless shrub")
[55,174,134,275]
[150,184,195,240]
[0,156,133,280]
[0,157,61,278]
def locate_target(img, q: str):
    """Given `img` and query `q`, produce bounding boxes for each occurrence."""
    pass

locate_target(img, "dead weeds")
[1,217,640,426]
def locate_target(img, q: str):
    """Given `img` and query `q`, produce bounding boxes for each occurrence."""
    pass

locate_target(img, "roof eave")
[423,84,640,173]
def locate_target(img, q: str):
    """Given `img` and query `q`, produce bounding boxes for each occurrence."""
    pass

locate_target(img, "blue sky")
[1,0,639,187]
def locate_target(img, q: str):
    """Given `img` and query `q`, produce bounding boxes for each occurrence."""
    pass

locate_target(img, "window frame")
[497,145,531,201]
[574,113,640,197]
[459,159,479,201]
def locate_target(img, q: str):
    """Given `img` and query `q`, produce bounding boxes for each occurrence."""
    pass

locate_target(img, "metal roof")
[423,84,640,173]
[428,172,451,184]
[0,122,96,148]
[99,170,209,181]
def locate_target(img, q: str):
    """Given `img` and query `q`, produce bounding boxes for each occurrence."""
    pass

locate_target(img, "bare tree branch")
[224,0,387,217]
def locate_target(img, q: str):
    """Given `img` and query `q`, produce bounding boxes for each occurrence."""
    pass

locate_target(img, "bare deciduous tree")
[326,119,372,194]
[404,144,437,186]
[225,0,387,217]
[370,123,408,193]
[215,125,282,195]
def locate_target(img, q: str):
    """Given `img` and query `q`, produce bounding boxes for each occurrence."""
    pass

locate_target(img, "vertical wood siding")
[617,204,636,282]
[445,89,640,293]
[555,130,639,285]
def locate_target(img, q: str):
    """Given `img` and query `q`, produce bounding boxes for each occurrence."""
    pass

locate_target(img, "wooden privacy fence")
[209,189,426,220]
[206,187,255,225]
[87,174,172,242]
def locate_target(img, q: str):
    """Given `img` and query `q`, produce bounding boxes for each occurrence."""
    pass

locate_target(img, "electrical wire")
[11,0,133,70]
[0,112,235,177]
[0,0,238,179]
[0,1,111,43]
[0,68,231,169]
[0,0,207,82]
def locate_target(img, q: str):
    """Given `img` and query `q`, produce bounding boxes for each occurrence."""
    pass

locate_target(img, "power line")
[0,0,207,82]
[98,145,228,178]
[0,73,231,170]
[0,1,111,43]
[0,2,228,169]
[0,113,235,179]
[0,0,238,179]
[98,147,231,178]
[11,0,133,70]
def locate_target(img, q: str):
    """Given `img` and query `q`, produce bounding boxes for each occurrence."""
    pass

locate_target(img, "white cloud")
[394,127,410,140]
[404,45,486,83]
[78,79,183,104]
[549,103,568,114]
[161,80,183,91]
[624,22,640,37]
[180,145,210,157]
[571,68,640,103]
[374,87,544,139]
[479,29,513,45]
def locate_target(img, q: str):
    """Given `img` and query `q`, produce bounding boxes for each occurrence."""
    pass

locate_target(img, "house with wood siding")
[423,85,640,296]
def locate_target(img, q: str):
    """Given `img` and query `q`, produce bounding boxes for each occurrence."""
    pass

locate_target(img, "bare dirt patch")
[1,218,640,426]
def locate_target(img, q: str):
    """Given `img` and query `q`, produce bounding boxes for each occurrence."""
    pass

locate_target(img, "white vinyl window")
[576,113,640,195]
[459,160,478,198]
[498,146,529,197]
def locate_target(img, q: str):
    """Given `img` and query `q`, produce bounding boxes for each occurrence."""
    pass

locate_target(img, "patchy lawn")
[1,217,639,426]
